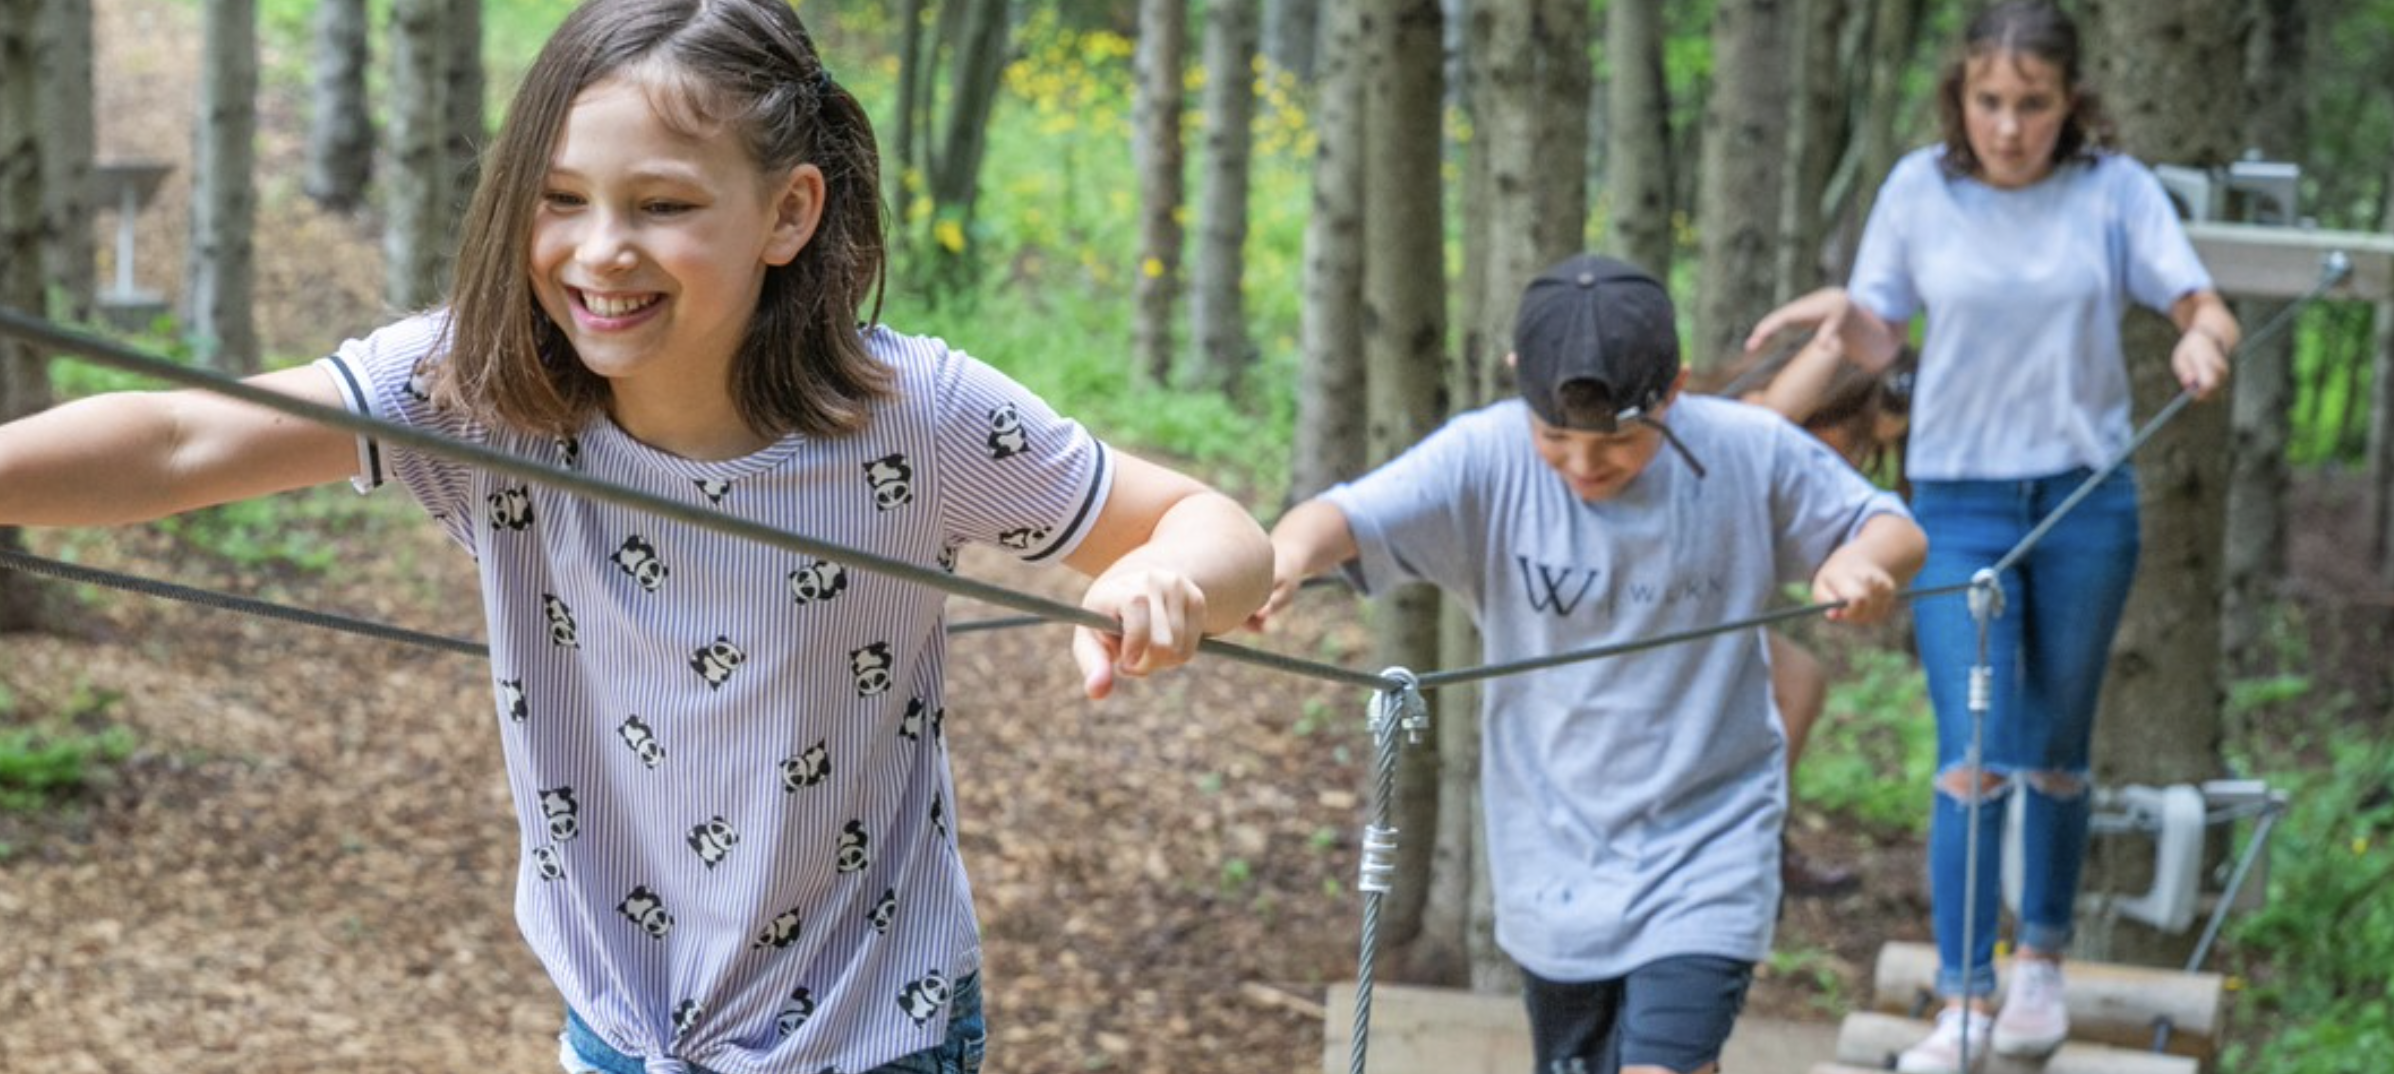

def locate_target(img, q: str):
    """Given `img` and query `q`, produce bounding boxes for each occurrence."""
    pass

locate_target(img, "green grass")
[1796,644,1935,836]
[0,685,137,814]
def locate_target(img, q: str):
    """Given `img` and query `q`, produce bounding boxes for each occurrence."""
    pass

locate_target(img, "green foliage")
[1765,944,1852,1018]
[0,686,136,813]
[1794,645,1934,836]
[2220,737,2394,1074]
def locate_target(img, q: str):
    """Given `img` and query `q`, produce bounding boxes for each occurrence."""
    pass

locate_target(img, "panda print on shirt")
[692,636,745,690]
[774,987,817,1038]
[866,888,898,935]
[543,595,579,648]
[618,715,665,768]
[694,477,733,504]
[753,907,804,950]
[687,815,739,869]
[788,560,847,605]
[490,486,536,531]
[862,453,913,510]
[848,642,894,697]
[554,434,581,470]
[612,535,669,593]
[835,820,871,874]
[997,524,1051,553]
[402,358,435,403]
[532,845,565,882]
[497,677,527,724]
[781,740,831,791]
[618,885,674,939]
[539,786,580,841]
[896,971,950,1027]
[986,403,1029,459]
[671,998,704,1044]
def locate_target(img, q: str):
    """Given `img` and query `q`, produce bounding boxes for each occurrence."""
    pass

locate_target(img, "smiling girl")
[0,2,1270,1071]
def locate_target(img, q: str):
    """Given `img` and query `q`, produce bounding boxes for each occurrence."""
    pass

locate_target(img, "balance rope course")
[0,254,2346,1074]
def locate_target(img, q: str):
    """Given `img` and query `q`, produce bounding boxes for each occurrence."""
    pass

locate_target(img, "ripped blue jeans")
[1911,469,2139,999]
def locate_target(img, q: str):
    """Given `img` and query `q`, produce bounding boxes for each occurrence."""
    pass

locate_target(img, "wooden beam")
[1838,1011,2199,1074]
[2184,222,2394,303]
[1871,942,2222,1060]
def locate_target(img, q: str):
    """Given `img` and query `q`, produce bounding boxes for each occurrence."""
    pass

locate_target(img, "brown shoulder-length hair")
[1713,337,1916,478]
[435,0,892,439]
[1934,0,2115,180]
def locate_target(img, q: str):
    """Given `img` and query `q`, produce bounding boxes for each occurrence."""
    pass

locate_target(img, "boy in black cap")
[1252,254,1924,1074]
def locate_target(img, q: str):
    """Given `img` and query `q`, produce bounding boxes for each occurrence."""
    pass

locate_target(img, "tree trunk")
[1131,0,1188,388]
[1190,0,1258,395]
[384,0,451,310]
[1532,0,1590,265]
[928,0,1009,215]
[890,0,928,209]
[1289,0,1366,506]
[1850,0,1925,240]
[1360,0,1449,980]
[305,0,373,212]
[1262,0,1318,80]
[2220,0,2306,670]
[1603,0,1672,280]
[39,0,95,324]
[185,0,258,374]
[1453,0,1491,410]
[0,0,51,631]
[443,0,483,242]
[1692,0,1791,373]
[2080,0,2241,971]
[1776,0,1847,301]
[2372,146,2394,586]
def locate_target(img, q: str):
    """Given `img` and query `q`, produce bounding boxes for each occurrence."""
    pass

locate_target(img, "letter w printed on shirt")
[1515,555,1600,617]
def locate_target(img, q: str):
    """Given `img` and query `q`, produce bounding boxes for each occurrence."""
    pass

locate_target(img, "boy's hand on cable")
[1073,564,1208,700]
[1812,555,1899,625]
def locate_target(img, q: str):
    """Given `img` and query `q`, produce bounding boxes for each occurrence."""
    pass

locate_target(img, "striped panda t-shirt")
[319,312,1110,1073]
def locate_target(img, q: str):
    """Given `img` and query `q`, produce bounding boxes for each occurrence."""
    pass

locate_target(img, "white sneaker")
[1895,1006,1995,1074]
[1994,958,2071,1056]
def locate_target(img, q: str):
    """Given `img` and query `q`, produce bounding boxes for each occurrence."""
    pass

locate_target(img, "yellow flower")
[1143,257,1165,279]
[934,220,967,254]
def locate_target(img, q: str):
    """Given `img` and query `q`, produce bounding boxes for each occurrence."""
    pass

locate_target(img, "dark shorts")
[563,972,986,1074]
[1520,956,1753,1074]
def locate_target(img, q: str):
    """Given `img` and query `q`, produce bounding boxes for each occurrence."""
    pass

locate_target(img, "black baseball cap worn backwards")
[1513,254,1707,478]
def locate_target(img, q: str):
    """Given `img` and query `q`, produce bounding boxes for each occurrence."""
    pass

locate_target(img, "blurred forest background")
[3,0,2394,1070]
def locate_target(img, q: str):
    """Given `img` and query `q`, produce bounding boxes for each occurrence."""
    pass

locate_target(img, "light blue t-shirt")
[1848,147,2213,481]
[1323,396,1909,980]
[320,313,1110,1074]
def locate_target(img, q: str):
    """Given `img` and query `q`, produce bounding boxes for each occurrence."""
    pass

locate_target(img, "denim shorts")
[1520,956,1753,1074]
[562,972,986,1074]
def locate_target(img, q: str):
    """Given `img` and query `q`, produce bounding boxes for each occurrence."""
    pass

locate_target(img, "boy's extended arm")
[1811,512,1927,625]
[1063,451,1273,698]
[1245,498,1359,630]
[0,366,358,527]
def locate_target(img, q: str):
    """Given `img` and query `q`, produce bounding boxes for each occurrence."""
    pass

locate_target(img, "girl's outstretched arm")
[0,366,358,527]
[1062,452,1272,699]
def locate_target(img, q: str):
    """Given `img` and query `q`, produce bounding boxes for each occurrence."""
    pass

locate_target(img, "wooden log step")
[1871,941,2222,1059]
[1837,1011,2199,1074]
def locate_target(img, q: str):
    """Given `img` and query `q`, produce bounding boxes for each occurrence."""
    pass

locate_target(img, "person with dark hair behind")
[1746,3,2235,1070]
[1256,255,1925,1074]
[1718,312,1918,896]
